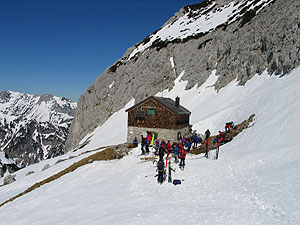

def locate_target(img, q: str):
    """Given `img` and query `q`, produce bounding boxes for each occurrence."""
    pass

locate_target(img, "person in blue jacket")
[185,139,191,152]
[192,133,199,148]
[172,143,179,163]
[132,137,138,147]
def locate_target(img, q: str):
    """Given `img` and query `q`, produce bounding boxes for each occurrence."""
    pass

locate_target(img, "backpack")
[158,147,165,156]
[173,179,181,185]
[179,149,186,158]
[225,136,233,143]
[157,161,164,171]
[173,146,179,155]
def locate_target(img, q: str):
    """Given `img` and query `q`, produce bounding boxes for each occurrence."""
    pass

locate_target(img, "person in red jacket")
[217,131,224,143]
[178,142,187,167]
[204,137,209,158]
[165,140,173,167]
[147,132,152,142]
[166,140,172,153]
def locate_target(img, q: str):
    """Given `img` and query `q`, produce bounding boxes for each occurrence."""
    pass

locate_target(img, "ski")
[145,174,157,177]
[165,155,169,168]
[215,141,219,160]
[168,160,172,183]
[140,156,157,160]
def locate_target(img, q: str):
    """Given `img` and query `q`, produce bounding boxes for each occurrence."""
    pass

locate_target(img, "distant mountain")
[0,91,77,173]
[66,0,300,150]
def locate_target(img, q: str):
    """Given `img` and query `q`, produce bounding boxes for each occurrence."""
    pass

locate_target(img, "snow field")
[0,67,300,224]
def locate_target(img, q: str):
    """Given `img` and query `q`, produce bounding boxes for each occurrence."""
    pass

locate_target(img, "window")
[148,109,155,115]
[136,111,145,120]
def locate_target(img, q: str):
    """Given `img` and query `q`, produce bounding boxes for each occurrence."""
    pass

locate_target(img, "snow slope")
[0,67,300,224]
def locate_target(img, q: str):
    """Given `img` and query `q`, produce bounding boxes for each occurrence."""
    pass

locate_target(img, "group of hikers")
[133,132,203,184]
[205,121,236,158]
[134,133,203,154]
[132,121,236,184]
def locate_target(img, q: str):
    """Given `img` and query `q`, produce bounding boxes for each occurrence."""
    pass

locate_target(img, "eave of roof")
[125,96,191,115]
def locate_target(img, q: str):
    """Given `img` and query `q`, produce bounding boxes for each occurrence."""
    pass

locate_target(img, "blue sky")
[0,0,203,101]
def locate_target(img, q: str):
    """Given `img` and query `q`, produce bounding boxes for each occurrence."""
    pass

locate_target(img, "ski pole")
[145,174,157,177]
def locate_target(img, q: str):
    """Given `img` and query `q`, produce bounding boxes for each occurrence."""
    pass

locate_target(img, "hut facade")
[125,96,191,143]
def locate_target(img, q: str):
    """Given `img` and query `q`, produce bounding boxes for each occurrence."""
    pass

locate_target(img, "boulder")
[42,164,50,171]
[26,171,35,176]
[3,174,16,185]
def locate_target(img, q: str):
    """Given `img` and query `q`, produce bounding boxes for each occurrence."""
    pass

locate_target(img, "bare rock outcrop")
[66,0,300,150]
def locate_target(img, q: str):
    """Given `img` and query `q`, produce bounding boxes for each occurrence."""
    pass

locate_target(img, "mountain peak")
[0,90,77,169]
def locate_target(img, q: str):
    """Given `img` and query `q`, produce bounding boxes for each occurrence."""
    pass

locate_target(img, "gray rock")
[26,171,35,176]
[0,168,4,178]
[42,164,50,171]
[66,0,300,150]
[3,174,16,185]
[88,159,94,163]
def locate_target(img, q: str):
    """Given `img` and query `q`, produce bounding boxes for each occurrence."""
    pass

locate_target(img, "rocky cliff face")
[0,91,77,169]
[0,149,19,178]
[66,0,300,150]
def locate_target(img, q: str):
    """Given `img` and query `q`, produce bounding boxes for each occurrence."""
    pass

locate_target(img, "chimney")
[175,96,180,107]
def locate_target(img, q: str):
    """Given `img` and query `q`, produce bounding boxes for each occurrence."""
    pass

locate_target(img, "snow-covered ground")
[0,67,300,224]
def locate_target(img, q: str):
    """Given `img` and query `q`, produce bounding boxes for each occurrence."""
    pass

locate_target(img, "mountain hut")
[125,96,191,144]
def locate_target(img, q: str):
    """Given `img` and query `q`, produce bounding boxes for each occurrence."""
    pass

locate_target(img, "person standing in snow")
[172,143,179,163]
[160,139,166,149]
[158,145,166,161]
[179,142,187,168]
[132,137,138,147]
[192,133,199,148]
[217,131,225,143]
[145,139,150,154]
[181,137,186,146]
[204,138,210,158]
[147,132,152,143]
[185,139,191,152]
[204,129,211,158]
[165,140,173,167]
[225,123,230,133]
[157,159,165,184]
[154,138,160,155]
[198,135,203,144]
[166,140,172,154]
[205,129,211,140]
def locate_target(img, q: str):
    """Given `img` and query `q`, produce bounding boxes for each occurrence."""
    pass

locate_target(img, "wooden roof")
[125,96,191,115]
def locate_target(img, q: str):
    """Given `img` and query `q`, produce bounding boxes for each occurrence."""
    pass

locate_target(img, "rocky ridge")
[66,0,300,150]
[0,91,77,171]
[0,150,18,178]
